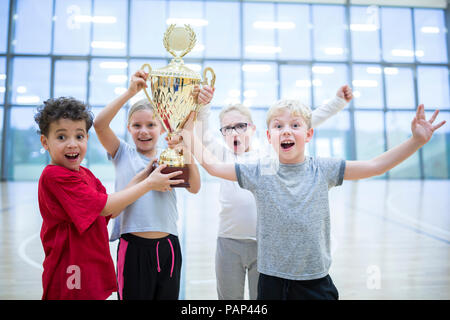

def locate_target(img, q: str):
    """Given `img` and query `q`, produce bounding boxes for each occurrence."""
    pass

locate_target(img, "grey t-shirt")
[235,156,345,280]
[108,139,179,241]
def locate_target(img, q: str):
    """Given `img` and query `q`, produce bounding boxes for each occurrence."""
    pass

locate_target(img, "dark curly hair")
[34,97,94,136]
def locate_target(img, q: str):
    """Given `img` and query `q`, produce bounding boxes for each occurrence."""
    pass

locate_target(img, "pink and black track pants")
[117,233,182,300]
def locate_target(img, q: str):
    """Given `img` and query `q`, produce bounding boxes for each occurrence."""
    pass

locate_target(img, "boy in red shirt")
[35,97,184,299]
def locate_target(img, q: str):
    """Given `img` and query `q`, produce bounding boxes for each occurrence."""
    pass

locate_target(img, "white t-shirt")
[218,151,258,240]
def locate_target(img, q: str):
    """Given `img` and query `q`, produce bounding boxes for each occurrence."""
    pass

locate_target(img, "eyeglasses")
[219,122,249,136]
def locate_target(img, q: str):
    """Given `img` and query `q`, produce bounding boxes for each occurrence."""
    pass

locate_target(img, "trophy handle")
[202,67,216,89]
[140,63,154,105]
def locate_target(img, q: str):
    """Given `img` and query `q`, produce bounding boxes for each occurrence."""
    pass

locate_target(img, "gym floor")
[0,179,448,300]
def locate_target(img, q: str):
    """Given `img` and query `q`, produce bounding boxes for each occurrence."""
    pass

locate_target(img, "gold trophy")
[141,24,216,188]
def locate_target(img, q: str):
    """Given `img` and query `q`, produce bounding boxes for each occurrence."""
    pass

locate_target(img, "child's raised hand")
[411,104,446,145]
[193,85,215,105]
[128,70,148,95]
[146,164,184,192]
[337,85,353,103]
[198,85,215,105]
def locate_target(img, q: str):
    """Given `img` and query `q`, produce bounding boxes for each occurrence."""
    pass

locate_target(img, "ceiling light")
[253,21,295,30]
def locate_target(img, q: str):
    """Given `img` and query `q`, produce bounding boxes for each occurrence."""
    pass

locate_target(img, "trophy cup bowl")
[141,24,216,188]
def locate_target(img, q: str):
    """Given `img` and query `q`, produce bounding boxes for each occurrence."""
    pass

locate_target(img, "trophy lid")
[151,24,201,80]
[151,59,201,80]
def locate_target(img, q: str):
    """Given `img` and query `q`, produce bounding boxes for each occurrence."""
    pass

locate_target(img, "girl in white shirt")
[195,85,353,300]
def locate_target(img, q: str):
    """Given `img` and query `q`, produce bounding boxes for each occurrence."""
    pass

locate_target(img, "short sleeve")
[235,161,260,193]
[317,157,346,188]
[43,168,108,234]
[107,138,127,164]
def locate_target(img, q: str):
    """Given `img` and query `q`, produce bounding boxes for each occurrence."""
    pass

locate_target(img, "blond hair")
[219,103,254,125]
[266,99,312,128]
[127,98,155,124]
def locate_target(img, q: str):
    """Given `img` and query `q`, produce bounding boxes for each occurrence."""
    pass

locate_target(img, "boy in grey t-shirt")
[180,100,445,299]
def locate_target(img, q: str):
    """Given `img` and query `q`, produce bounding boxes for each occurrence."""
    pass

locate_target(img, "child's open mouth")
[138,138,152,142]
[65,153,79,161]
[280,141,295,151]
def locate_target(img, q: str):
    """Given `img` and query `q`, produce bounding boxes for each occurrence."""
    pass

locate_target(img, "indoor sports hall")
[0,0,449,300]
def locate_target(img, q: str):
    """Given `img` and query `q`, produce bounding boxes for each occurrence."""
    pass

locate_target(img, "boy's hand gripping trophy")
[141,24,215,188]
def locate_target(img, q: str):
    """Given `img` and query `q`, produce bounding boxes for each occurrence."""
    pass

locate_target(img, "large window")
[386,111,421,178]
[0,1,9,53]
[280,65,312,107]
[13,0,53,54]
[54,60,88,100]
[0,57,5,104]
[414,9,448,63]
[352,64,383,109]
[91,0,128,57]
[312,5,347,62]
[417,66,450,110]
[11,58,50,106]
[53,0,91,55]
[381,7,415,63]
[350,5,381,62]
[0,0,448,180]
[385,67,416,109]
[9,107,47,180]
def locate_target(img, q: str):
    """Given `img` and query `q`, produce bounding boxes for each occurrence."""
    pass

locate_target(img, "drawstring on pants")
[156,239,175,278]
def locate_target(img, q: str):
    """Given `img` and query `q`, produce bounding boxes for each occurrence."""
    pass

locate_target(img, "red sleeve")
[42,167,108,234]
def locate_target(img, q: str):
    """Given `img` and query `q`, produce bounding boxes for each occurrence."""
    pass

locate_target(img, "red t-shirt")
[38,165,117,300]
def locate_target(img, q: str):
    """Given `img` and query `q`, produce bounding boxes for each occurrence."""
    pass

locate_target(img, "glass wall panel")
[11,57,51,106]
[88,107,127,181]
[312,5,347,62]
[54,60,88,100]
[13,0,52,54]
[91,0,127,56]
[386,111,420,178]
[278,4,311,60]
[314,110,350,159]
[243,62,277,108]
[381,8,414,63]
[9,107,47,180]
[89,58,128,107]
[205,1,240,59]
[354,111,385,162]
[280,64,312,107]
[0,57,5,104]
[53,0,91,55]
[0,0,9,53]
[0,1,448,181]
[350,6,381,62]
[312,63,348,109]
[130,0,167,57]
[248,107,270,144]
[385,67,415,109]
[168,1,205,59]
[0,107,3,166]
[204,60,241,108]
[417,66,450,110]
[422,111,449,179]
[244,2,277,60]
[414,9,448,63]
[352,64,383,109]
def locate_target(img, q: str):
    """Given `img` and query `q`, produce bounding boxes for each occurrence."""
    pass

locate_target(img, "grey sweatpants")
[215,237,259,300]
